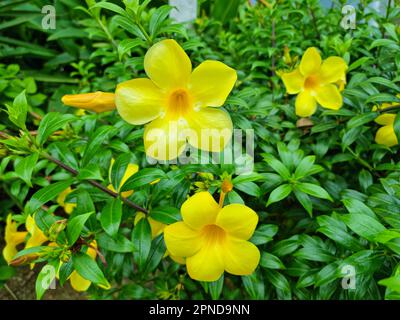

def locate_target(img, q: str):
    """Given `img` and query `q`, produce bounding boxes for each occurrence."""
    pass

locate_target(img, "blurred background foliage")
[0,0,400,300]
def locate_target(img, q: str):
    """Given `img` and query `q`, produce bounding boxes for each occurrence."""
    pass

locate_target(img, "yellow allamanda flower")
[62,39,237,161]
[2,214,27,264]
[280,47,348,117]
[57,187,77,214]
[373,97,400,147]
[164,191,260,282]
[62,92,115,113]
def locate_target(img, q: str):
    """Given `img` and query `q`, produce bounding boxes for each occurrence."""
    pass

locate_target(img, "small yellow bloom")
[2,214,27,264]
[61,92,115,113]
[25,214,48,249]
[115,39,237,161]
[374,99,400,147]
[56,187,76,214]
[107,158,139,198]
[164,192,260,282]
[280,47,347,117]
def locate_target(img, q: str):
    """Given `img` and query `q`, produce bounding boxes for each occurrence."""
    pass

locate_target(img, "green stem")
[345,147,376,173]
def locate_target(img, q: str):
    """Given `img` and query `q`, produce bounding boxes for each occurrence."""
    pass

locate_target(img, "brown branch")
[41,153,149,214]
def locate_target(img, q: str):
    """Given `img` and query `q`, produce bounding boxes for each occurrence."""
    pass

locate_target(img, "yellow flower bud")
[61,91,116,113]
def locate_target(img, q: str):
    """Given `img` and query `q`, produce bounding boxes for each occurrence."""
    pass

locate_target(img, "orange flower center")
[201,224,226,244]
[167,89,192,119]
[304,75,320,90]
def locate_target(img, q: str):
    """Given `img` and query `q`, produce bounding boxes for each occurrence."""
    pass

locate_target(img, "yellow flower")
[56,187,77,214]
[134,212,166,239]
[280,47,347,117]
[115,39,237,161]
[62,39,237,161]
[107,158,139,198]
[2,214,27,264]
[25,214,48,249]
[374,99,400,147]
[164,192,260,282]
[61,92,115,113]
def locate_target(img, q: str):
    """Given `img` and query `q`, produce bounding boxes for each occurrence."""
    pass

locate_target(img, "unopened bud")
[62,92,115,113]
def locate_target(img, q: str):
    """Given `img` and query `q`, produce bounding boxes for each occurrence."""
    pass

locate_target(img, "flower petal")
[216,204,258,240]
[144,39,192,90]
[70,271,91,292]
[223,237,260,276]
[181,192,220,229]
[186,107,233,152]
[143,117,188,161]
[295,90,317,117]
[375,125,398,147]
[186,244,224,281]
[281,68,305,94]
[319,56,347,84]
[375,113,396,125]
[115,78,165,125]
[164,222,202,257]
[25,215,47,249]
[299,47,322,76]
[189,60,237,107]
[315,84,342,110]
[3,244,18,264]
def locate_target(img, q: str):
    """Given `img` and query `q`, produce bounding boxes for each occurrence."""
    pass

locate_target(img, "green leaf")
[72,252,110,289]
[266,184,292,207]
[26,179,74,214]
[110,153,133,192]
[343,198,376,218]
[234,181,260,197]
[150,206,181,224]
[121,168,165,191]
[35,260,59,300]
[250,224,278,245]
[264,270,292,300]
[293,188,312,216]
[346,112,377,129]
[132,218,152,271]
[98,233,134,253]
[77,163,103,181]
[294,155,315,179]
[342,214,386,242]
[37,112,75,145]
[143,234,166,273]
[260,252,285,270]
[149,5,172,38]
[295,183,333,201]
[0,266,16,281]
[242,271,265,299]
[82,126,117,166]
[207,275,224,300]
[100,199,123,237]
[263,154,291,179]
[66,212,94,245]
[6,90,27,129]
[14,153,38,186]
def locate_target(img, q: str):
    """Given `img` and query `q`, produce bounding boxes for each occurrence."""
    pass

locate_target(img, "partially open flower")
[164,192,260,281]
[280,47,347,117]
[2,214,27,264]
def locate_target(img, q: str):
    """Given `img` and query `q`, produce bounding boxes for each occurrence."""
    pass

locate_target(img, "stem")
[218,191,226,208]
[136,21,152,46]
[41,153,149,214]
[345,147,378,176]
[4,284,18,300]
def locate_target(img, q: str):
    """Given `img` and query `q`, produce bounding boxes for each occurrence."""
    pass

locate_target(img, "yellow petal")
[186,107,233,153]
[70,271,91,292]
[144,39,192,90]
[186,243,224,282]
[164,222,202,257]
[281,68,305,94]
[223,237,260,276]
[169,253,186,264]
[143,118,188,161]
[181,192,220,230]
[121,163,139,187]
[375,113,396,125]
[315,84,343,110]
[5,214,27,245]
[299,47,321,76]
[295,90,317,117]
[115,78,165,125]
[62,92,115,112]
[57,187,76,214]
[3,244,18,264]
[216,204,258,240]
[319,56,348,84]
[189,60,237,107]
[375,125,398,147]
[25,215,48,249]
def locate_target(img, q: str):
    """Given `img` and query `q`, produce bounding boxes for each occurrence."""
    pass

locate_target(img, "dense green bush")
[0,0,400,300]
